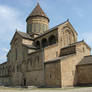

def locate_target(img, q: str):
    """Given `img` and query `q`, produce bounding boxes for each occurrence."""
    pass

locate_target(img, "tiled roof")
[78,55,92,65]
[26,3,49,21]
[17,31,34,40]
[10,31,34,45]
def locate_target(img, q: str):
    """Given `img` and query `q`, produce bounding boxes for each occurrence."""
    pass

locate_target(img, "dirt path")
[0,87,92,92]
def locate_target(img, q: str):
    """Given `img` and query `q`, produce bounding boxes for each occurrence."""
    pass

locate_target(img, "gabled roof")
[17,31,33,40]
[26,3,49,21]
[78,55,92,65]
[10,31,34,45]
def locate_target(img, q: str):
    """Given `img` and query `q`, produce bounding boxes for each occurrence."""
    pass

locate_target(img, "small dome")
[26,3,49,22]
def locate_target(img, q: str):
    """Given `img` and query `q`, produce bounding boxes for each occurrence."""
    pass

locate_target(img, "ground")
[0,87,92,92]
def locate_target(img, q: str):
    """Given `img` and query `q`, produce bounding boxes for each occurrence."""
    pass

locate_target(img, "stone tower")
[26,3,49,35]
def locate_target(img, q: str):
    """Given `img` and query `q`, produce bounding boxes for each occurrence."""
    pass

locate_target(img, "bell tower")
[26,3,49,35]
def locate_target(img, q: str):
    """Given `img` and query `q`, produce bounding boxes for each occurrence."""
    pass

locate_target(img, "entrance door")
[23,78,26,86]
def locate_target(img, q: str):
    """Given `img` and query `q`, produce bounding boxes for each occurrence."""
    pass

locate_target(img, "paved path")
[0,87,92,92]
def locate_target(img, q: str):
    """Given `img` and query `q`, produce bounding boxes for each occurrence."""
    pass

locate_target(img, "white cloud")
[0,48,9,64]
[0,5,25,63]
[0,5,25,40]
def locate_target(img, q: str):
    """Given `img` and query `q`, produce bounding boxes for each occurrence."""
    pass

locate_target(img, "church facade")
[0,3,92,87]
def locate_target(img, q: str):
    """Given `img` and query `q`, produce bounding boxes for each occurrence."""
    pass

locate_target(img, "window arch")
[64,29,75,46]
[48,35,56,45]
[36,41,40,48]
[66,30,71,45]
[41,38,48,48]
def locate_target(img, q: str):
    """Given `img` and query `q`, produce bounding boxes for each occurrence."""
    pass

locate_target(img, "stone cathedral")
[0,3,92,87]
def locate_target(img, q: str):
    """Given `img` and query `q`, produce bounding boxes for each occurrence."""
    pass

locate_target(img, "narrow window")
[15,48,17,60]
[56,51,58,57]
[37,56,39,64]
[50,73,51,79]
[83,47,85,52]
[34,23,36,32]
[39,24,40,32]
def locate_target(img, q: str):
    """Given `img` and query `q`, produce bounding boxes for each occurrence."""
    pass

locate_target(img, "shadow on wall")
[73,68,78,87]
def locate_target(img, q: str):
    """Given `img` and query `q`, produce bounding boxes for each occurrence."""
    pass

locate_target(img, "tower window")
[36,23,39,32]
[34,23,36,32]
[30,24,32,32]
[38,24,40,32]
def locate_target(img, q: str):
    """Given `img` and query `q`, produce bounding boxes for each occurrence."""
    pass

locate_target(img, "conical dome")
[26,3,49,22]
[26,3,49,35]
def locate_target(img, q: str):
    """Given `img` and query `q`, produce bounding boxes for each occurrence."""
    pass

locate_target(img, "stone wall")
[11,49,44,86]
[44,44,59,62]
[76,42,91,56]
[61,54,78,87]
[25,70,44,86]
[77,65,92,85]
[25,50,44,86]
[44,61,61,87]
[60,41,91,87]
[0,77,11,86]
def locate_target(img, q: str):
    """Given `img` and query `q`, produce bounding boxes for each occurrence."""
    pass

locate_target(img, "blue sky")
[0,0,92,63]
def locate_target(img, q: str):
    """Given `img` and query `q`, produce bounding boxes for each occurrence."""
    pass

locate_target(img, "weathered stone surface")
[0,3,91,88]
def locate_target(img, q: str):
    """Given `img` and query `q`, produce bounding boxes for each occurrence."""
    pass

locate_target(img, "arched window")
[65,29,75,45]
[36,41,40,48]
[49,35,56,45]
[41,38,48,48]
[64,30,71,46]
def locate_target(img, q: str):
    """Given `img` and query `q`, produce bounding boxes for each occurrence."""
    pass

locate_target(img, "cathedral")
[0,3,92,87]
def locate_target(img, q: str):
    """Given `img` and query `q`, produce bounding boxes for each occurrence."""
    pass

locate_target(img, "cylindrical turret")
[26,3,49,35]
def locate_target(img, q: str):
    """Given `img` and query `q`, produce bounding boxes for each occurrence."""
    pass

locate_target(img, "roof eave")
[26,15,50,22]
